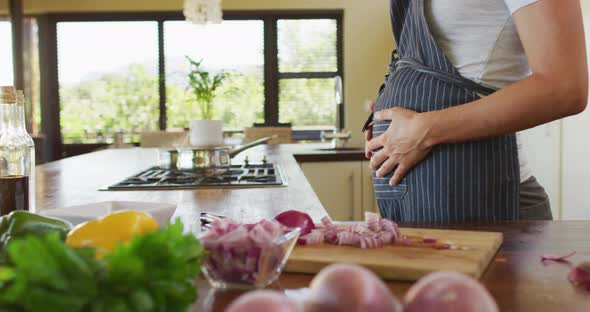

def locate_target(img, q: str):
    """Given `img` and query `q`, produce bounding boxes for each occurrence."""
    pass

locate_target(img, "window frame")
[36,10,344,160]
[0,17,14,85]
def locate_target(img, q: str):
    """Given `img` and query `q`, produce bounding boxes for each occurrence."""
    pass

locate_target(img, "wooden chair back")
[140,131,188,148]
[244,127,292,144]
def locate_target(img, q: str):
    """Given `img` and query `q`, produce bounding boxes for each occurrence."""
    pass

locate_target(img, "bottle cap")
[0,86,16,94]
[0,86,16,104]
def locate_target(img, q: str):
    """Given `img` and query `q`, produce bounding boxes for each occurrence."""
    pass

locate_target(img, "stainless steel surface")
[158,149,179,169]
[177,136,274,172]
[321,130,352,149]
[200,212,225,229]
[228,136,274,158]
[103,162,287,191]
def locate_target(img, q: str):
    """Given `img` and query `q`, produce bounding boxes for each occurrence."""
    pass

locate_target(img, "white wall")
[521,0,590,220]
[520,121,562,218]
[561,0,590,220]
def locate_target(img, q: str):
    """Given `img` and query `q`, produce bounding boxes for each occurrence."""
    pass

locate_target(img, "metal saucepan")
[173,136,274,174]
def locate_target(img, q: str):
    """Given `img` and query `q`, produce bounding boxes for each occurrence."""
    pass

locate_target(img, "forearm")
[424,0,588,147]
[424,73,588,147]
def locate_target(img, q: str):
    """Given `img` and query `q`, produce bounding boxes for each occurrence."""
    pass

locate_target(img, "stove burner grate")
[103,163,286,190]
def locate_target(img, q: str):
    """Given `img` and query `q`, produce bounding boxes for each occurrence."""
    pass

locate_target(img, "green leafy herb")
[0,221,205,312]
[186,56,228,120]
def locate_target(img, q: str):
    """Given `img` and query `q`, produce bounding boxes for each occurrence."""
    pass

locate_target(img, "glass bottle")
[0,86,30,215]
[16,90,36,212]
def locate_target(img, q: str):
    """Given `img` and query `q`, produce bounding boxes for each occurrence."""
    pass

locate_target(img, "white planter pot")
[189,119,223,146]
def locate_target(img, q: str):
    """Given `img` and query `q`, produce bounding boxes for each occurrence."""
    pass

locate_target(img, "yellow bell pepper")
[66,210,159,255]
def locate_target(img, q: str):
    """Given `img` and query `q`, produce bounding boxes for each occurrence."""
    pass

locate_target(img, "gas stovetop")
[103,163,286,191]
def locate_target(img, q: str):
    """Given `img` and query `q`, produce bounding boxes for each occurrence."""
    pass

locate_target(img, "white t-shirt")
[425,0,540,182]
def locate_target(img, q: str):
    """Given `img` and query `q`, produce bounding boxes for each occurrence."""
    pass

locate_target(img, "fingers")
[370,149,389,171]
[369,101,375,112]
[374,109,392,121]
[365,136,384,155]
[364,136,371,159]
[389,163,409,186]
[374,107,402,121]
[376,156,399,178]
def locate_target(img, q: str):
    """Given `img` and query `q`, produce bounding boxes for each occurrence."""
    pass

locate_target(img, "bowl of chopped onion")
[199,219,301,289]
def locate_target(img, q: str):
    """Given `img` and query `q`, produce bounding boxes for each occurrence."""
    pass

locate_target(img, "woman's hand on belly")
[367,107,435,186]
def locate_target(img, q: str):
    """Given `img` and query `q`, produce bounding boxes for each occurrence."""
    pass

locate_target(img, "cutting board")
[284,228,502,281]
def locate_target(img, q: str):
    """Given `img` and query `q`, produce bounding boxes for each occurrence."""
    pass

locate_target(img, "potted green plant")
[185,56,227,146]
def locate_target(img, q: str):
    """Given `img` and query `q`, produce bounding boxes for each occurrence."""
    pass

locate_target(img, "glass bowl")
[200,227,301,289]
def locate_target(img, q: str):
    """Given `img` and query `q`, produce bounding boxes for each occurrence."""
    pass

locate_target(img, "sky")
[0,22,14,86]
[57,20,264,85]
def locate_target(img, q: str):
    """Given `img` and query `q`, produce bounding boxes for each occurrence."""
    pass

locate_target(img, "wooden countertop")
[35,146,327,222]
[36,146,590,311]
[290,146,366,162]
[196,221,590,312]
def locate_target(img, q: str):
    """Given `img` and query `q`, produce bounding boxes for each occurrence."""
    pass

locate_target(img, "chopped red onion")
[274,210,315,235]
[365,211,381,232]
[568,262,590,292]
[541,251,576,264]
[293,212,402,249]
[200,218,291,285]
[299,229,324,245]
[283,211,466,251]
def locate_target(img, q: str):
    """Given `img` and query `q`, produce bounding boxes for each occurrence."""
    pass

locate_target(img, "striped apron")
[372,0,520,222]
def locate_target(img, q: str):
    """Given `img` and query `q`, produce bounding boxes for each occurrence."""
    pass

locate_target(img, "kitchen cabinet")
[300,161,376,221]
[362,161,379,215]
[299,161,363,221]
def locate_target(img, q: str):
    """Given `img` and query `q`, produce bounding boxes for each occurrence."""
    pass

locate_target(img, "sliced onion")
[568,262,590,292]
[541,251,576,264]
[274,210,315,236]
[200,218,290,286]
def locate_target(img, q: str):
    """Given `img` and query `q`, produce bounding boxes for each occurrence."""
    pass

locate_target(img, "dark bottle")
[0,86,30,215]
[0,175,29,215]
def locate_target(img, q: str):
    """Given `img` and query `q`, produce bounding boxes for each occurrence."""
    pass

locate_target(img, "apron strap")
[378,49,400,96]
[396,58,497,96]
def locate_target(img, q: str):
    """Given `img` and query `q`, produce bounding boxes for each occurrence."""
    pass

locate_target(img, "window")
[0,20,14,86]
[22,18,41,135]
[278,19,337,73]
[57,21,159,143]
[164,20,264,130]
[1,18,40,134]
[44,11,343,147]
[278,19,339,127]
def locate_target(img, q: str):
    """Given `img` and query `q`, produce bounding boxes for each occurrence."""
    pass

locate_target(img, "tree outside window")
[55,16,341,144]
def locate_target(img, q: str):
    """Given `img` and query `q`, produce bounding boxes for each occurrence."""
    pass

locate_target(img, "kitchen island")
[36,146,589,311]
